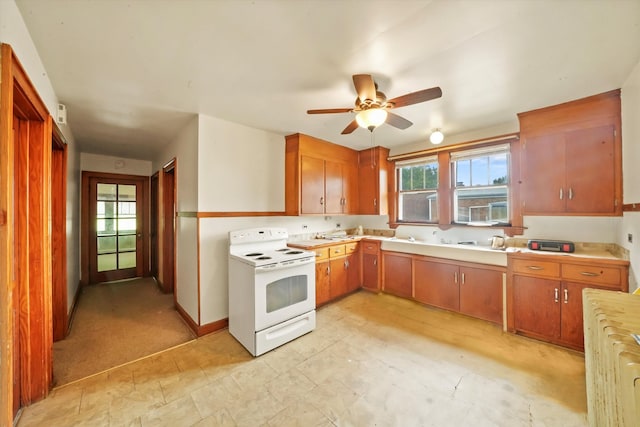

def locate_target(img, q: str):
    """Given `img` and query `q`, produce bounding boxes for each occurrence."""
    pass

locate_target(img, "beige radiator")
[583,289,640,426]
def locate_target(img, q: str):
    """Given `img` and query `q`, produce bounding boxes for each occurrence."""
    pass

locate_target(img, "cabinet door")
[521,133,566,214]
[362,253,379,291]
[560,281,610,349]
[315,260,331,306]
[414,259,459,311]
[324,160,344,214]
[358,157,378,215]
[329,257,348,300]
[301,156,325,214]
[512,275,561,340]
[564,125,615,214]
[459,266,503,324]
[346,251,361,292]
[342,162,359,214]
[383,253,412,298]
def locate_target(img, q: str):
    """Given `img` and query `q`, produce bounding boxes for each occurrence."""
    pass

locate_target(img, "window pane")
[97,183,117,201]
[118,184,136,201]
[399,192,438,222]
[456,160,470,187]
[97,253,117,272]
[118,252,136,269]
[471,157,488,186]
[455,187,508,223]
[97,236,116,254]
[97,218,116,236]
[118,235,137,252]
[97,201,116,219]
[118,218,137,232]
[489,154,508,184]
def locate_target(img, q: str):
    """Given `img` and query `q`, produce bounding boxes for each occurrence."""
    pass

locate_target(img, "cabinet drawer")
[362,241,380,255]
[329,244,346,258]
[345,242,358,254]
[313,247,329,262]
[562,263,621,287]
[511,259,560,278]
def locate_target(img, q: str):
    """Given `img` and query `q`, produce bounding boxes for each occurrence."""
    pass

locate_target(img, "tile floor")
[18,292,588,426]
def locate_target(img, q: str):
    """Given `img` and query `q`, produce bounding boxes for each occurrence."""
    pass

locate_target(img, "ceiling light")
[356,109,388,131]
[430,129,444,144]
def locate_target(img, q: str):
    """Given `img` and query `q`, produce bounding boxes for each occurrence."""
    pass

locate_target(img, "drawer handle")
[580,271,600,277]
[554,288,559,303]
[527,265,544,271]
[564,288,568,304]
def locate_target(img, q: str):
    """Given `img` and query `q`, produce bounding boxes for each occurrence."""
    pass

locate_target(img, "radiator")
[583,288,640,426]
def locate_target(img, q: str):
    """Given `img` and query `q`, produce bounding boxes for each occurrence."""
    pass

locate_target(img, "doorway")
[81,172,149,284]
[161,161,176,293]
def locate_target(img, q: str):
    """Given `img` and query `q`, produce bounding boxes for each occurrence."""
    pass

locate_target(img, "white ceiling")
[15,0,640,160]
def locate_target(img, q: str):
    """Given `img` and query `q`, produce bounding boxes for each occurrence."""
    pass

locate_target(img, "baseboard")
[174,302,228,337]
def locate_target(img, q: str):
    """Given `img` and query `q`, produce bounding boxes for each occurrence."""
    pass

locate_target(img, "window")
[451,145,510,225]
[396,156,439,223]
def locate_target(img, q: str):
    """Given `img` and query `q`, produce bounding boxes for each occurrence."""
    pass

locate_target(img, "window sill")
[389,221,525,236]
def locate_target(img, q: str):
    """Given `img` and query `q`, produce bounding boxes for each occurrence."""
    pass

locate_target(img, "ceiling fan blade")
[387,87,442,108]
[386,112,413,130]
[353,74,376,102]
[341,119,359,134]
[307,108,352,114]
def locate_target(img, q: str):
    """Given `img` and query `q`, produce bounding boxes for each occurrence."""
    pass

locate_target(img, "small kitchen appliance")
[228,228,316,356]
[527,239,575,253]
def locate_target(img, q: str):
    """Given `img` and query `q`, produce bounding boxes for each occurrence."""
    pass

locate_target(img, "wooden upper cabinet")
[358,147,390,215]
[285,133,359,215]
[518,89,622,216]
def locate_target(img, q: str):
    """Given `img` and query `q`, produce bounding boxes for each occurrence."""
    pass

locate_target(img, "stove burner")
[245,252,263,257]
[256,256,272,260]
[285,250,303,255]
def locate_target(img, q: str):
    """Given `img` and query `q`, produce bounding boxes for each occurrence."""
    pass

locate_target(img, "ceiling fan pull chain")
[370,132,376,168]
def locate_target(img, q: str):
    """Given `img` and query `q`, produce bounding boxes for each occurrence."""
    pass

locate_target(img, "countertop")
[288,235,629,267]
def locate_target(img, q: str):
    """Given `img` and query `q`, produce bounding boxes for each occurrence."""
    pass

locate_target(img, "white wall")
[197,115,285,212]
[66,140,81,312]
[621,59,640,293]
[176,217,199,322]
[154,115,199,211]
[80,152,152,176]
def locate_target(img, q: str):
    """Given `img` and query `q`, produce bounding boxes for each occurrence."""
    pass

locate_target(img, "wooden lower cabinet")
[508,253,629,350]
[414,257,504,324]
[382,252,412,298]
[362,240,381,291]
[312,242,360,307]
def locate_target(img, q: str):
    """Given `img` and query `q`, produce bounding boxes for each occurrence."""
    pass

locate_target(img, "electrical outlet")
[629,233,633,243]
[336,223,341,228]
[302,225,308,230]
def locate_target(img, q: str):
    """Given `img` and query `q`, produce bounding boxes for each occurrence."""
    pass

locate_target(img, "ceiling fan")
[307,74,442,134]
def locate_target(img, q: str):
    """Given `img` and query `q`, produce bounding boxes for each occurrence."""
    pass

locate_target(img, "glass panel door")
[96,183,138,272]
[89,175,146,284]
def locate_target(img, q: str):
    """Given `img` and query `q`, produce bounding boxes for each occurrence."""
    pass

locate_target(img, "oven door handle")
[255,257,315,272]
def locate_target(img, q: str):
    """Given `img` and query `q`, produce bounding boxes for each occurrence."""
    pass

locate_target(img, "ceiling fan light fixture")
[356,108,388,131]
[430,129,444,144]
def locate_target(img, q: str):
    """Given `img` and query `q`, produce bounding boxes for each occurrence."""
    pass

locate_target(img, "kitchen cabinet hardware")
[568,187,573,200]
[320,197,324,205]
[454,272,458,284]
[527,265,544,271]
[554,288,559,303]
[461,273,466,284]
[373,258,377,265]
[564,288,568,304]
[580,271,600,277]
[559,188,563,200]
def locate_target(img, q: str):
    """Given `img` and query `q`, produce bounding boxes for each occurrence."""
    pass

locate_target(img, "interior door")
[88,176,146,283]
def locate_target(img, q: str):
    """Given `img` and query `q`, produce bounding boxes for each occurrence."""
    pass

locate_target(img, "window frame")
[395,156,440,224]
[389,136,523,235]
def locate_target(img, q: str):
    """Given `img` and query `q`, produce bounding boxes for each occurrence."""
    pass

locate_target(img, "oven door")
[254,257,315,331]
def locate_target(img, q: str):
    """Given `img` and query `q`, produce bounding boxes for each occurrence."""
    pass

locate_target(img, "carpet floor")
[52,277,196,386]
